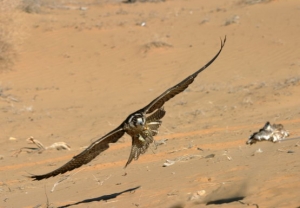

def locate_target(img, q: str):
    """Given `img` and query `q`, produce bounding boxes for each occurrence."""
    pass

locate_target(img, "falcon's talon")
[138,135,145,142]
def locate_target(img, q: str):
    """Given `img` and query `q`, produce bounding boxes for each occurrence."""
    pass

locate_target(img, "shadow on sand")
[58,186,140,208]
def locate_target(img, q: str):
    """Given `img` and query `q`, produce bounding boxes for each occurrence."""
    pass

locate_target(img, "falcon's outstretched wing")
[139,37,226,114]
[30,126,125,180]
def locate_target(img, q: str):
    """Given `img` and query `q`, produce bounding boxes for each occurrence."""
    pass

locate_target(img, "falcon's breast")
[124,108,166,167]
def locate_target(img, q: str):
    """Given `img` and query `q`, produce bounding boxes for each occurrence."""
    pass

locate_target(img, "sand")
[0,0,300,207]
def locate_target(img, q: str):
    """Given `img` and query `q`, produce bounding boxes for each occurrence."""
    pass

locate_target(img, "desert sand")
[0,0,300,207]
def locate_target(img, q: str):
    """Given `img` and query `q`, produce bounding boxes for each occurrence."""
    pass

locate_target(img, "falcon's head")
[128,113,146,128]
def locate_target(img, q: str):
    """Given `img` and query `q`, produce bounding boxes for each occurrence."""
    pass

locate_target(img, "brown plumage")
[29,37,226,180]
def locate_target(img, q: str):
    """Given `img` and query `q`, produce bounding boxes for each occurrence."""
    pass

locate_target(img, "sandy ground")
[1,0,300,207]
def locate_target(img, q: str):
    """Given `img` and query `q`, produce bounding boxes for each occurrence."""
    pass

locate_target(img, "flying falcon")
[30,37,226,180]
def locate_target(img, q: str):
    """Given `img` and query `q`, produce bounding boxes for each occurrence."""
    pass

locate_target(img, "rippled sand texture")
[0,0,300,207]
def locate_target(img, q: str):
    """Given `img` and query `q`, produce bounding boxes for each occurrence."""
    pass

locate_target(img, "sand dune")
[0,0,300,207]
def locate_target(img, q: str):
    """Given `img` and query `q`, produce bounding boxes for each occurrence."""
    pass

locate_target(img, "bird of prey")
[30,37,226,180]
[246,122,289,145]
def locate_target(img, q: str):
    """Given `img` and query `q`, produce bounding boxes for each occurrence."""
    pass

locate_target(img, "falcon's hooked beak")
[136,117,145,126]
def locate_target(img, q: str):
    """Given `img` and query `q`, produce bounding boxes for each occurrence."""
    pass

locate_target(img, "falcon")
[30,37,226,180]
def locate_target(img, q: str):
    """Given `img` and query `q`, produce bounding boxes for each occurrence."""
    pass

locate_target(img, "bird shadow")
[206,196,245,205]
[58,186,140,208]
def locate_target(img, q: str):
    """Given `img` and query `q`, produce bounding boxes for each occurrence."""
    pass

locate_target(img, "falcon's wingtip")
[220,35,227,47]
[24,174,41,181]
[30,175,44,181]
[25,172,52,181]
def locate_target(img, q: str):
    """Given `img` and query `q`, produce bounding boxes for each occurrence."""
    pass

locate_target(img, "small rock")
[189,190,206,201]
[287,150,294,153]
[197,190,206,196]
[48,142,71,150]
[9,137,17,141]
[251,148,263,156]
[163,160,175,167]
[79,7,88,11]
[189,193,200,201]
[205,154,215,158]
[256,148,263,153]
